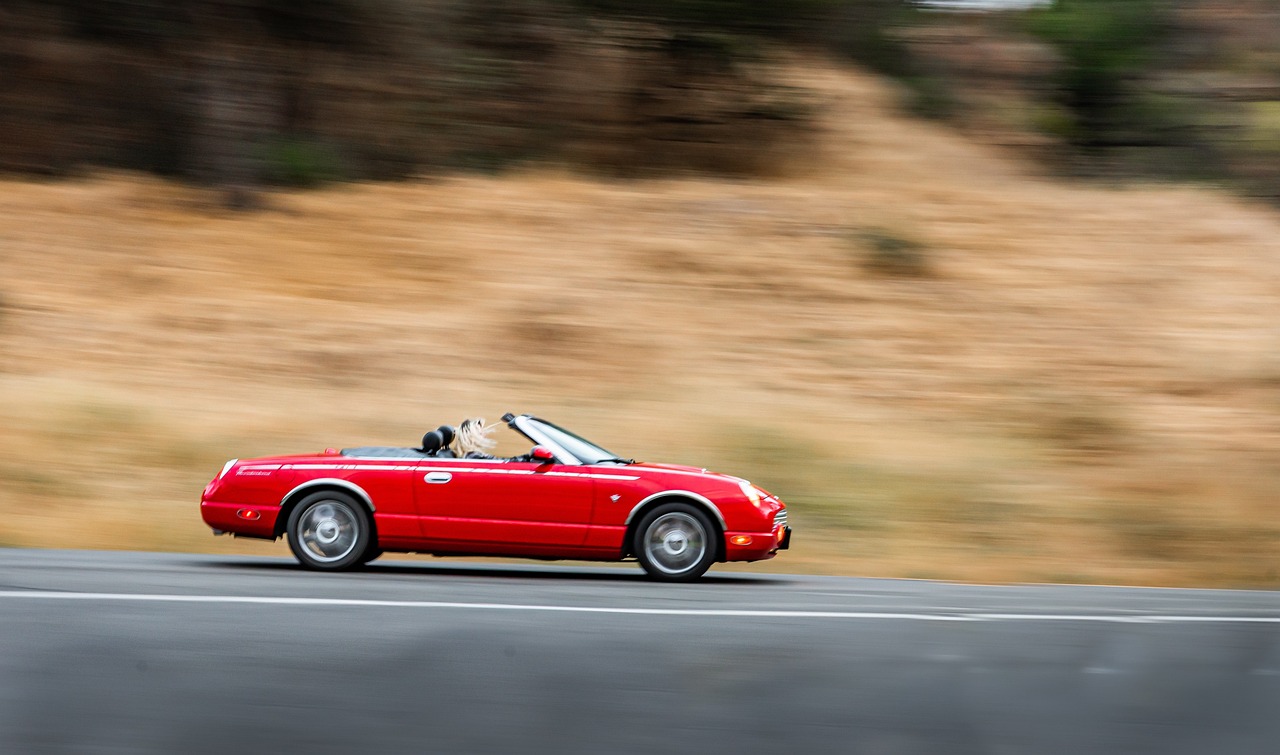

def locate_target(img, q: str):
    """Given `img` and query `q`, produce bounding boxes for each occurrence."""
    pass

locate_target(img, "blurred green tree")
[1024,0,1174,148]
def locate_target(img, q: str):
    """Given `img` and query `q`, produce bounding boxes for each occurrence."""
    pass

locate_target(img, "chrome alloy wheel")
[643,512,707,575]
[298,501,360,563]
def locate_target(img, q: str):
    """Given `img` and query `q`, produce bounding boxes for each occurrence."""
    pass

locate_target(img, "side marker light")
[730,535,753,546]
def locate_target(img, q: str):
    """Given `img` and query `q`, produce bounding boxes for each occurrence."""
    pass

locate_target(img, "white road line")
[0,591,1278,622]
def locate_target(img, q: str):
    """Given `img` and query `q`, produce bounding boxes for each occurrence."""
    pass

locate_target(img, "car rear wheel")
[287,491,371,571]
[635,502,716,582]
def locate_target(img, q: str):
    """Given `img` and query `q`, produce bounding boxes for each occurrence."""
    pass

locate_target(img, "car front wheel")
[635,502,716,582]
[287,491,372,571]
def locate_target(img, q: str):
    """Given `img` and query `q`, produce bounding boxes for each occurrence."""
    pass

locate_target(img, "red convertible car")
[201,413,790,581]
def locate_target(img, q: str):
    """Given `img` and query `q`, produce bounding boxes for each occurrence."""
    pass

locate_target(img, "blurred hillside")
[902,0,1280,197]
[2,56,1278,586]
[1,1,1278,586]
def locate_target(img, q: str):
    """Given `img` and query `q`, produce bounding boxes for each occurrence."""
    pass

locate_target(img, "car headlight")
[738,480,761,505]
[219,459,238,479]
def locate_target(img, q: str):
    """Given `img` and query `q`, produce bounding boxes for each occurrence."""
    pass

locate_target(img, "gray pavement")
[1,549,1277,754]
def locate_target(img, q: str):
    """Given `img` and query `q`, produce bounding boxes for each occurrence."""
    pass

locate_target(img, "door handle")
[423,472,453,484]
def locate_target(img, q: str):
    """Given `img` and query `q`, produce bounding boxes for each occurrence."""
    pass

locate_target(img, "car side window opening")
[342,415,610,464]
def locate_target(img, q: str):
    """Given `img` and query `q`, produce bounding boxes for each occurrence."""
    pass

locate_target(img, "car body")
[201,413,790,580]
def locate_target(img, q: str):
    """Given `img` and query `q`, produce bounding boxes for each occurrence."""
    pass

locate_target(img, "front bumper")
[723,525,792,562]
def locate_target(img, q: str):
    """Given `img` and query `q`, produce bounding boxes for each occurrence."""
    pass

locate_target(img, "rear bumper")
[200,500,280,539]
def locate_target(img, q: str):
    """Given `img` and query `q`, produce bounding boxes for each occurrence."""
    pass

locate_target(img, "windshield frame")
[512,416,622,465]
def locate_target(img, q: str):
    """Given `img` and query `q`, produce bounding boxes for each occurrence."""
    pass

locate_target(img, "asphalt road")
[1,549,1277,755]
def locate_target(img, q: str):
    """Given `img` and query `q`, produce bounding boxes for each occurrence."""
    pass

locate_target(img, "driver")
[454,417,498,459]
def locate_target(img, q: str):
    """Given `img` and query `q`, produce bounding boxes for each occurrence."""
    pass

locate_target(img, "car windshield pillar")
[510,416,580,465]
[514,416,619,466]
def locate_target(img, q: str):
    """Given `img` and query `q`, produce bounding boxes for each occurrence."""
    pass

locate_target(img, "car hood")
[625,461,742,482]
[627,461,708,473]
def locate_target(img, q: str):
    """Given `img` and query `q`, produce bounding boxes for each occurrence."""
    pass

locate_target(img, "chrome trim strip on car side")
[287,464,418,472]
[279,478,376,512]
[548,471,641,481]
[345,457,512,464]
[624,490,727,529]
[414,466,641,481]
[282,463,640,482]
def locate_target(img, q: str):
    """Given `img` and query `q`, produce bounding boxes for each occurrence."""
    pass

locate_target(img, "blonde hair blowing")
[456,417,497,456]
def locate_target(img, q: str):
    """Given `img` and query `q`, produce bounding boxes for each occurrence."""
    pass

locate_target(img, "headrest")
[436,425,456,448]
[420,430,445,453]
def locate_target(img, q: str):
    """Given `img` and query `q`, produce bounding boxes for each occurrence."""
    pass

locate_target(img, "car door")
[412,459,596,548]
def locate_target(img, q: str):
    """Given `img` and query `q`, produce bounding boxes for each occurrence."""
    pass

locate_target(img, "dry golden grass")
[1,60,1278,586]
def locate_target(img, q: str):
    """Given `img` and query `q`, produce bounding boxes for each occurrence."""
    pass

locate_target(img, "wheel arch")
[275,479,377,541]
[622,491,726,562]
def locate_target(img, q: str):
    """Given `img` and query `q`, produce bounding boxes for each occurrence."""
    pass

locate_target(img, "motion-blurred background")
[1,0,1277,586]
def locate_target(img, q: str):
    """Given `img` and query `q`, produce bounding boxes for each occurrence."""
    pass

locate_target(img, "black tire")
[357,546,383,567]
[634,502,717,582]
[286,491,372,571]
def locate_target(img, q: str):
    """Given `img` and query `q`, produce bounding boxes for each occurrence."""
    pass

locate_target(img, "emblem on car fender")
[610,494,621,502]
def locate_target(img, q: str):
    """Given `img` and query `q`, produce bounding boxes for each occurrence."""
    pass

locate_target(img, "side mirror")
[531,446,555,463]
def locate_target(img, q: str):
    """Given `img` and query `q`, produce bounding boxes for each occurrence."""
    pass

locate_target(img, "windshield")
[527,418,621,465]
